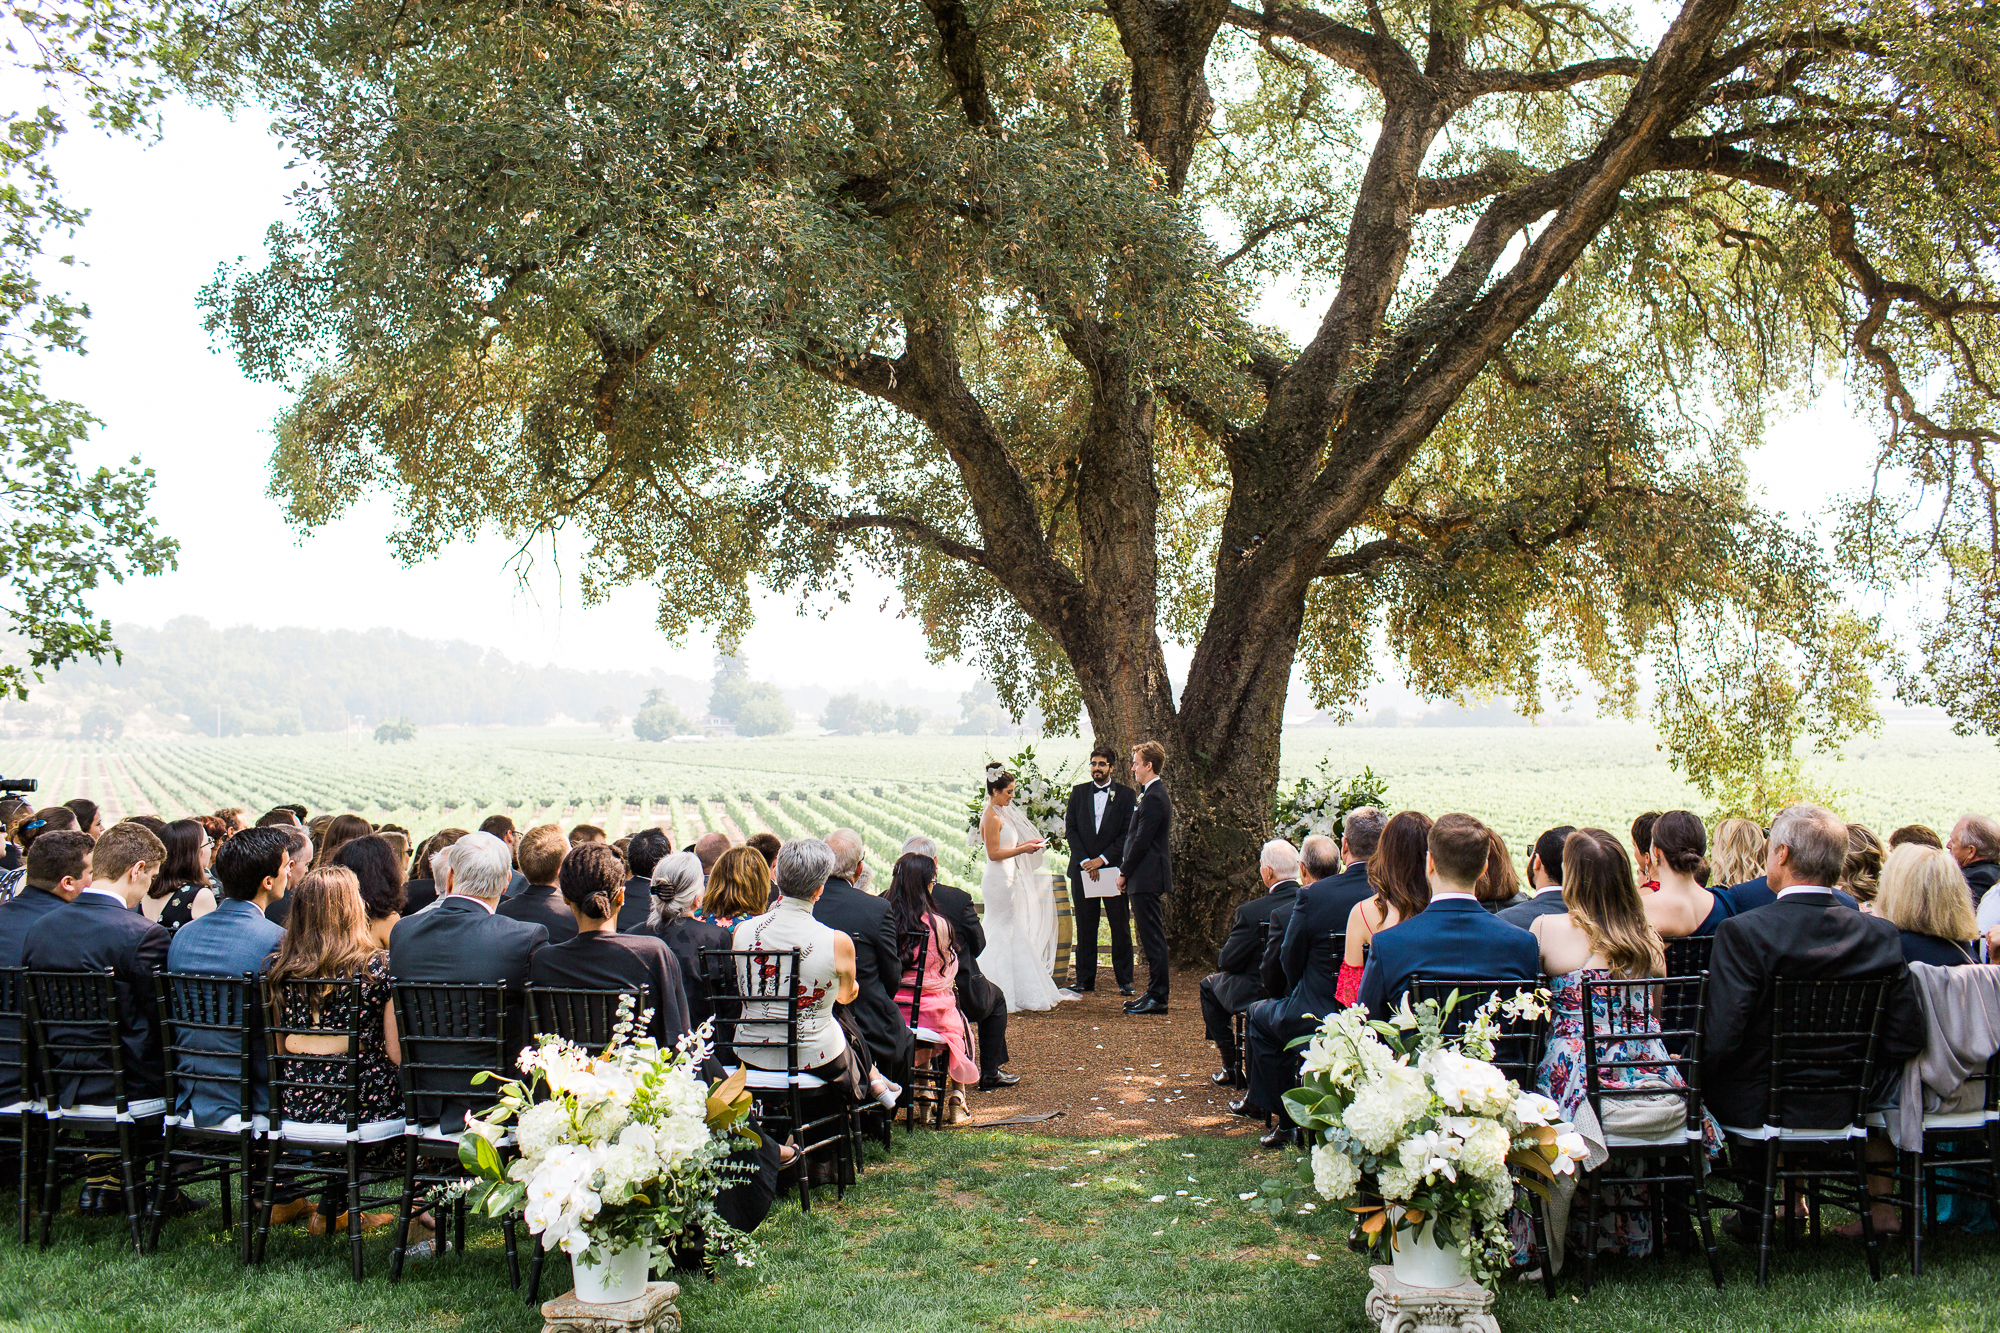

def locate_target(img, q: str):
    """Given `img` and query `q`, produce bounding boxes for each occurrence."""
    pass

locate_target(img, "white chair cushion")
[275,1117,406,1144]
[54,1098,168,1123]
[1863,1109,1991,1132]
[1604,1125,1705,1149]
[1720,1122,1865,1142]
[164,1112,270,1136]
[413,1124,517,1147]
[913,1027,947,1044]
[0,1099,42,1117]
[723,1064,828,1091]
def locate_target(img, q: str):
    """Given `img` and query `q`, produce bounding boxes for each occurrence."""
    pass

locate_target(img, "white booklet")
[1082,864,1123,898]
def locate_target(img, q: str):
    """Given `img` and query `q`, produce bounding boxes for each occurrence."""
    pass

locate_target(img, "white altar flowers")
[1267,990,1590,1279]
[454,1002,760,1272]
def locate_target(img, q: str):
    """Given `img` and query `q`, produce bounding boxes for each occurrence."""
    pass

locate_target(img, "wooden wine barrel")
[1051,872,1073,989]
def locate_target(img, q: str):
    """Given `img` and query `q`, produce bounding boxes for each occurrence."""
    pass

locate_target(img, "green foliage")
[1271,761,1387,847]
[708,655,791,736]
[823,693,892,735]
[77,703,121,740]
[633,700,688,742]
[372,716,417,745]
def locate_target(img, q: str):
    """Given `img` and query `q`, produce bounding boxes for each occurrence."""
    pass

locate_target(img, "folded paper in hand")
[1083,864,1123,899]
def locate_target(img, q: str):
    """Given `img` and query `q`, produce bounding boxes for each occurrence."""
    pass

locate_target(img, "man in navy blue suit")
[0,830,93,1106]
[1356,813,1539,1021]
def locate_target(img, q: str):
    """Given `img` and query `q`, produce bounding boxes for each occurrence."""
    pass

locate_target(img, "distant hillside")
[8,618,712,736]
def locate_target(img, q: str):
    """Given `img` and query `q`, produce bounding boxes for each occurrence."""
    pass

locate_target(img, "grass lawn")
[4,1130,1996,1332]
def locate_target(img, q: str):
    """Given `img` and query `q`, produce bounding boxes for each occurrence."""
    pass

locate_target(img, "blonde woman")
[1840,824,1885,907]
[1877,844,1977,966]
[1711,818,1767,888]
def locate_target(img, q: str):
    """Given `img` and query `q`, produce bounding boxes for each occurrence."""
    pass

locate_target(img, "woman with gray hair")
[631,850,731,1030]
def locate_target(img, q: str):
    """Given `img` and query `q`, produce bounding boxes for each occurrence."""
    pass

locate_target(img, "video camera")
[0,777,36,794]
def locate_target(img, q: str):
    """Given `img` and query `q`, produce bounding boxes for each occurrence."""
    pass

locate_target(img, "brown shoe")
[312,1209,396,1235]
[268,1198,316,1228]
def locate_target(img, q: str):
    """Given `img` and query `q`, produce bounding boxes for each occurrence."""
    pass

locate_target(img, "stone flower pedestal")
[541,1280,682,1333]
[1365,1265,1499,1333]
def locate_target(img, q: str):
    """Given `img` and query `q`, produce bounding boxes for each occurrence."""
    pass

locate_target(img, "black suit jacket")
[497,884,578,945]
[1700,888,1927,1130]
[1267,863,1373,1028]
[387,896,549,1131]
[616,875,654,933]
[1965,860,2000,907]
[1211,879,1298,1012]
[812,876,915,1079]
[401,878,439,915]
[631,914,732,1032]
[931,882,1005,1018]
[1064,782,1136,885]
[0,886,71,1101]
[21,892,172,1106]
[1119,781,1173,897]
[1264,863,1371,998]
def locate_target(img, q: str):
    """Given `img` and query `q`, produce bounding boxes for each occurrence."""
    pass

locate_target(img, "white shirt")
[80,885,128,907]
[1091,782,1111,832]
[1431,890,1478,904]
[1776,884,1836,901]
[1975,887,2000,937]
[1532,884,1564,898]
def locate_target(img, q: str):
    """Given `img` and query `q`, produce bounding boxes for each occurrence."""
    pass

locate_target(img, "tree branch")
[1459,54,1644,97]
[819,511,991,567]
[1220,2,1417,90]
[919,0,999,131]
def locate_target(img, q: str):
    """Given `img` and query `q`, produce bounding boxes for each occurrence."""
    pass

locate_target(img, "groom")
[1064,745,1137,995]
[1119,740,1173,1015]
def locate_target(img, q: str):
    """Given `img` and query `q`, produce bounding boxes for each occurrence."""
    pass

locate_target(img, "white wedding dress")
[977,800,1065,1013]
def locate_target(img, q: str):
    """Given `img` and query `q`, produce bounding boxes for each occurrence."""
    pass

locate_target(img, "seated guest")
[476,815,531,898]
[266,866,404,1235]
[1709,817,1767,906]
[0,796,30,874]
[1530,828,1722,1258]
[1499,825,1576,928]
[901,835,1017,1091]
[215,807,254,836]
[65,798,103,837]
[1335,811,1433,1007]
[1200,839,1302,1088]
[399,828,466,915]
[1876,844,1978,966]
[1949,813,2000,907]
[312,814,374,870]
[746,832,782,869]
[0,829,94,1104]
[1236,814,1394,1141]
[498,824,577,944]
[1259,832,1370,1000]
[530,844,693,1050]
[568,824,605,846]
[884,852,981,1097]
[694,831,732,882]
[1889,824,1942,851]
[1642,811,1729,937]
[1841,823,1885,909]
[254,808,301,829]
[1701,803,1925,1135]
[618,827,673,932]
[696,847,776,931]
[1631,811,1662,891]
[143,819,217,930]
[333,834,408,949]
[1356,812,1539,1022]
[630,851,729,1031]
[731,838,901,1110]
[164,826,291,1127]
[0,805,79,899]
[386,832,548,1132]
[817,829,914,1088]
[1477,829,1530,913]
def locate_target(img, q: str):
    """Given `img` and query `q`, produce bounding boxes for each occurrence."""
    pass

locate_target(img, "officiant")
[1064,745,1137,994]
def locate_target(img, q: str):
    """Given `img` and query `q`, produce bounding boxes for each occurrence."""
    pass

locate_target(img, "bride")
[976,764,1072,1012]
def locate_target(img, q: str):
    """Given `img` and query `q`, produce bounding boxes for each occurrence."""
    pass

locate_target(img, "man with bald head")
[812,828,913,1088]
[1199,839,1302,1087]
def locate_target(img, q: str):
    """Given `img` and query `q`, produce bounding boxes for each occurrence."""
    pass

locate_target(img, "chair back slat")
[1663,934,1714,978]
[263,974,367,1131]
[1579,973,1706,1126]
[24,970,133,1111]
[0,965,35,1104]
[391,981,513,1127]
[526,986,651,1052]
[1404,976,1545,1087]
[701,948,805,1075]
[157,971,259,1125]
[1763,976,1892,1129]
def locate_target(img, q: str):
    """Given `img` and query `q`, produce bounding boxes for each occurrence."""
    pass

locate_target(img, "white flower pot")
[1388,1209,1466,1289]
[571,1241,650,1304]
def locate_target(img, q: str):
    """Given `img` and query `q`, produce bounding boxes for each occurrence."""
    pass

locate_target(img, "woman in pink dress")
[884,852,981,1087]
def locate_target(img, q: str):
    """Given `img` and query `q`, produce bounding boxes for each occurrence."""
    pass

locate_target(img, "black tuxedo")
[21,891,171,1107]
[1241,862,1373,1112]
[933,882,1008,1076]
[497,884,578,944]
[1700,888,1926,1131]
[1964,860,2000,907]
[813,876,914,1084]
[1199,878,1298,1069]
[1065,781,1136,990]
[387,896,549,1131]
[1121,779,1174,1003]
[0,885,67,1102]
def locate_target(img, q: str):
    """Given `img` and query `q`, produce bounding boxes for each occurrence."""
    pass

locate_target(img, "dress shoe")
[1118,985,1135,997]
[976,1070,1021,1090]
[268,1197,317,1227]
[75,1186,101,1215]
[1259,1124,1297,1150]
[152,1188,207,1220]
[1073,984,1095,993]
[1126,996,1167,1015]
[1212,1067,1242,1087]
[1228,1097,1270,1120]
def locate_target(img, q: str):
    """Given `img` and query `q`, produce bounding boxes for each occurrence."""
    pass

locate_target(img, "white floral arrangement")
[454,1002,760,1271]
[963,746,1074,852]
[1261,990,1589,1279]
[1271,758,1388,847]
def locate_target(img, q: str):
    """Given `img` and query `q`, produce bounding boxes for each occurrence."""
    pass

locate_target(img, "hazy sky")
[29,93,1897,712]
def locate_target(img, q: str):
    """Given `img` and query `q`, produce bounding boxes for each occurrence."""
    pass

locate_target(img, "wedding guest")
[1889,824,1942,851]
[311,814,373,869]
[333,834,408,949]
[901,834,1016,1090]
[1355,813,1539,1021]
[255,808,301,829]
[1477,828,1529,913]
[1877,844,1978,966]
[499,824,577,944]
[476,814,531,897]
[567,824,606,846]
[1840,823,1885,908]
[1064,745,1137,996]
[144,819,218,930]
[0,805,78,898]
[1260,831,1370,999]
[215,807,253,836]
[885,852,981,1099]
[1499,826,1575,928]
[1642,811,1729,937]
[164,825,291,1128]
[1199,839,1300,1088]
[746,831,782,868]
[195,814,232,864]
[631,850,729,1031]
[1711,818,1767,889]
[400,828,467,914]
[65,798,103,837]
[818,829,914,1085]
[1334,810,1433,1007]
[696,847,775,931]
[531,843,693,1050]
[694,832,732,883]
[0,830,92,1106]
[1701,804,1925,1134]
[1119,740,1174,1015]
[1948,814,2000,907]
[266,865,403,1235]
[732,838,901,1111]
[618,827,672,931]
[1630,811,1662,890]
[0,796,30,873]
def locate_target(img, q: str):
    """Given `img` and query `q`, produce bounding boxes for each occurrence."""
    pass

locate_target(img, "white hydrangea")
[517,1099,571,1161]
[1377,1158,1418,1202]
[1455,1117,1512,1188]
[1342,1064,1431,1153]
[1310,1143,1360,1202]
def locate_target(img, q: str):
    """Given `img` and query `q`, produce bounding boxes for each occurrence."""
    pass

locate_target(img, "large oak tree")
[197,0,1997,950]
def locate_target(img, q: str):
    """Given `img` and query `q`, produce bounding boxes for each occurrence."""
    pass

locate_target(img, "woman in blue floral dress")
[1526,828,1721,1261]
